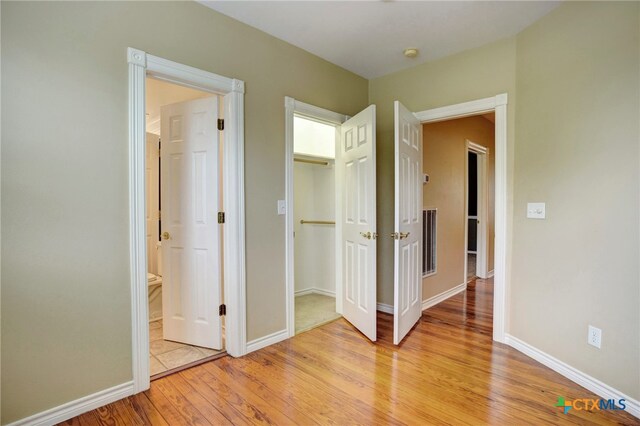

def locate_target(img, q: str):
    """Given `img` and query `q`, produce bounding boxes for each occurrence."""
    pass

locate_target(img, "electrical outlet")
[588,325,602,349]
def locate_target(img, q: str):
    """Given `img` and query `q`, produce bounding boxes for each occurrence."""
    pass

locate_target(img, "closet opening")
[292,115,341,334]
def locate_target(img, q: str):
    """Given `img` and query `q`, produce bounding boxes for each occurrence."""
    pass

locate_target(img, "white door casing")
[339,105,377,342]
[467,141,489,279]
[393,101,423,345]
[160,96,223,350]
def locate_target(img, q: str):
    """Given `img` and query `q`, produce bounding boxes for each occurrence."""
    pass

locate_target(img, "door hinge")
[217,119,224,131]
[219,304,226,316]
[218,212,225,224]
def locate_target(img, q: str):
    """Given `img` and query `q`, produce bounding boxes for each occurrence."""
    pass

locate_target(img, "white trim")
[294,287,336,298]
[414,93,507,123]
[465,140,489,279]
[415,93,508,343]
[284,97,349,339]
[487,269,495,278]
[6,382,134,426]
[246,329,289,354]
[467,140,487,154]
[505,334,640,419]
[421,282,467,311]
[128,48,247,396]
[376,303,394,314]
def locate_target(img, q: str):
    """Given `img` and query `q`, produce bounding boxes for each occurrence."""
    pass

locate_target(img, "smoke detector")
[403,48,419,58]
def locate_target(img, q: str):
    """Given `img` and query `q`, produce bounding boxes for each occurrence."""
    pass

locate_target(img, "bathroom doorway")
[145,77,226,378]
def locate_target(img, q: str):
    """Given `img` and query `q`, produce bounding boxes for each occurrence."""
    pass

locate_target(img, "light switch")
[527,202,546,219]
[277,199,287,215]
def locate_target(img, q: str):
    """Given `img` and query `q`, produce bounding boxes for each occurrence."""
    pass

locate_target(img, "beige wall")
[422,116,495,300]
[3,1,640,423]
[369,36,517,306]
[0,1,367,423]
[511,1,639,399]
[371,0,639,402]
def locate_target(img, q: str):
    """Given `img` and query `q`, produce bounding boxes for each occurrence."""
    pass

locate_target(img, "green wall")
[0,1,368,423]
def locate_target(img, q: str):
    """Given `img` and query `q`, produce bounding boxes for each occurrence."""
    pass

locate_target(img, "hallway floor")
[294,293,341,334]
[467,252,477,281]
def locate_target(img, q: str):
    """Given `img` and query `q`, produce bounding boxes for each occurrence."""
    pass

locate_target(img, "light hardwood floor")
[62,278,637,425]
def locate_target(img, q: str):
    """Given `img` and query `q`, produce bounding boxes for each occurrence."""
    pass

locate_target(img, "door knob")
[360,231,372,239]
[391,232,410,240]
[162,232,171,240]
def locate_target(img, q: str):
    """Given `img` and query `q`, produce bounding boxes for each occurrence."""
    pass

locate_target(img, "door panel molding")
[128,48,246,394]
[160,97,222,349]
[393,101,423,345]
[339,105,377,342]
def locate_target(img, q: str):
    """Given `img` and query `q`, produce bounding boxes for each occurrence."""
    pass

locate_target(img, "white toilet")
[148,242,163,321]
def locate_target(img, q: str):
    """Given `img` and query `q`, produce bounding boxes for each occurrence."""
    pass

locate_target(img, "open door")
[160,96,223,350]
[393,101,423,345]
[338,105,377,341]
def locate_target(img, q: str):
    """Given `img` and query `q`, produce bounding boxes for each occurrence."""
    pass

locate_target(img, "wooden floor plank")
[62,277,637,425]
[152,376,217,426]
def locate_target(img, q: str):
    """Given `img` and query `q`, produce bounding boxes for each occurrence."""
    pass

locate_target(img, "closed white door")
[160,96,223,350]
[338,105,377,342]
[393,101,423,345]
[146,133,160,275]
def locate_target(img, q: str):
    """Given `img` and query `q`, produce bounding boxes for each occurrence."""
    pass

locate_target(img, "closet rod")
[294,158,329,166]
[300,220,335,225]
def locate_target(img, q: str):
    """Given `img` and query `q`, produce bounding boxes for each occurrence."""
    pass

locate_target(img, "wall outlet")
[588,325,602,349]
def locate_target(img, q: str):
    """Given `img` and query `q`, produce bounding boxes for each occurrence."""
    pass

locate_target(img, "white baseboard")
[376,303,393,314]
[487,269,494,278]
[246,329,289,354]
[295,287,335,298]
[7,381,134,426]
[505,334,640,419]
[422,282,467,311]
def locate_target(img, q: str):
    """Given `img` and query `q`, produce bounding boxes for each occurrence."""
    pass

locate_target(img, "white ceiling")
[200,1,560,79]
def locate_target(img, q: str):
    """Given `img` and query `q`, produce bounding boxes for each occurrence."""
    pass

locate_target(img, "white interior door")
[338,105,377,341]
[146,132,160,275]
[160,96,223,350]
[393,101,423,345]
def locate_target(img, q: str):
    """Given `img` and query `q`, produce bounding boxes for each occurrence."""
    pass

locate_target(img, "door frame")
[465,140,489,281]
[284,97,348,338]
[128,48,247,393]
[415,93,508,343]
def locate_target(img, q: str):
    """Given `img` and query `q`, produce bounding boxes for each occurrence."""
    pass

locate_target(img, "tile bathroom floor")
[149,320,224,377]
